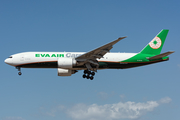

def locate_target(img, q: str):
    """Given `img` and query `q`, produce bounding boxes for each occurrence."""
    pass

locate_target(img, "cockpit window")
[8,56,13,58]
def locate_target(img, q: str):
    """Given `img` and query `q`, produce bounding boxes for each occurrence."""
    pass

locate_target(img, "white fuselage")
[5,52,137,68]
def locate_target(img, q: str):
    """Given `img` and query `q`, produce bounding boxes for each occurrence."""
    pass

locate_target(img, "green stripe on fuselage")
[121,53,169,63]
[121,53,154,63]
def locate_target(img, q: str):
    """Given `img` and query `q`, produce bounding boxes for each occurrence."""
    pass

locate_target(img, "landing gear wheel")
[91,72,95,76]
[83,74,86,78]
[18,72,22,76]
[84,70,88,74]
[16,67,22,76]
[90,76,94,80]
[86,75,90,79]
[88,71,91,74]
[83,70,96,80]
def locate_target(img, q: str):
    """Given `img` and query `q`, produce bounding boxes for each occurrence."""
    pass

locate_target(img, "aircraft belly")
[98,59,168,69]
[19,58,168,70]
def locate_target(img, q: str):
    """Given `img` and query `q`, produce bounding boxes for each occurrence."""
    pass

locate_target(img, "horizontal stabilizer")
[148,51,175,60]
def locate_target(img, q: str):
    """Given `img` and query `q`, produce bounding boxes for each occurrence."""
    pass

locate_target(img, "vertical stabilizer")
[140,29,169,55]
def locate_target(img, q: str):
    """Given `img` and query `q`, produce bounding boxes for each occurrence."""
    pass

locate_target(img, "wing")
[75,37,127,71]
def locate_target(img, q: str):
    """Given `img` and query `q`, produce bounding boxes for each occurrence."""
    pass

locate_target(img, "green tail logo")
[140,29,169,55]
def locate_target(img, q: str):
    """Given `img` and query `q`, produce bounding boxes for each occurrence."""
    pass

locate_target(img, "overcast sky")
[1,0,180,120]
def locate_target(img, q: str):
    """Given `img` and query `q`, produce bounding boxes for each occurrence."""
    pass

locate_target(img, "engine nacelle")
[58,68,72,76]
[58,58,77,68]
[57,68,78,76]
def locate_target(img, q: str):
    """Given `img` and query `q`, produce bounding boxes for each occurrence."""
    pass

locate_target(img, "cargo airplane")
[4,29,174,80]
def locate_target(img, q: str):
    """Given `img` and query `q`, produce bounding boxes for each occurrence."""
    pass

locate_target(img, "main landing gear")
[16,66,22,76]
[83,70,95,80]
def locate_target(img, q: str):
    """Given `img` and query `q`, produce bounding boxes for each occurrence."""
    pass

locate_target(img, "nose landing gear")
[18,71,22,75]
[83,70,95,80]
[16,67,22,76]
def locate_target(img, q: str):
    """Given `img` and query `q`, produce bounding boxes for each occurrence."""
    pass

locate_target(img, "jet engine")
[58,58,77,68]
[57,58,78,76]
[58,68,78,76]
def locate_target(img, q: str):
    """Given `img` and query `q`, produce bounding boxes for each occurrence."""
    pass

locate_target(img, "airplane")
[4,29,174,80]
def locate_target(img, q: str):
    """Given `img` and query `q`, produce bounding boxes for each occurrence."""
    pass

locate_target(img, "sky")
[1,0,180,120]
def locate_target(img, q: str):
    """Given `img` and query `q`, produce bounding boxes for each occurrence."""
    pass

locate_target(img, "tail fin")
[140,29,169,55]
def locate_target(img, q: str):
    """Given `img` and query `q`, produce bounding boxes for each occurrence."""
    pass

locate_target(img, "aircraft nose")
[4,58,13,65]
[4,58,8,64]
